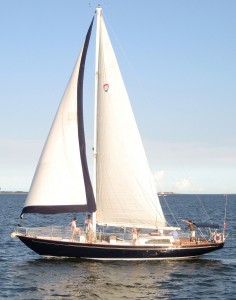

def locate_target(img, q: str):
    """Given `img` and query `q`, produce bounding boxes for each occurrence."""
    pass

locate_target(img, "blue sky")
[1,0,236,193]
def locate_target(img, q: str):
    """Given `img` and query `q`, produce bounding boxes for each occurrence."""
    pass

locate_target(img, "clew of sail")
[95,12,166,229]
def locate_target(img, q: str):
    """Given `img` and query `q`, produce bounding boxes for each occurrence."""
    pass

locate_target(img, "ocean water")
[1,193,235,299]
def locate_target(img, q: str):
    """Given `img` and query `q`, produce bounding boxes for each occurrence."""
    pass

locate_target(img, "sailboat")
[12,7,226,260]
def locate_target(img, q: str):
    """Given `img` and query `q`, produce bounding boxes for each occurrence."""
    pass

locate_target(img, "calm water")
[1,193,235,299]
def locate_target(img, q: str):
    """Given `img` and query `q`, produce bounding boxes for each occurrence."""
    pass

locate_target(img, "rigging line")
[155,182,175,227]
[195,194,212,223]
[164,154,212,224]
[177,171,212,223]
[176,171,212,223]
[161,195,180,227]
[223,194,228,223]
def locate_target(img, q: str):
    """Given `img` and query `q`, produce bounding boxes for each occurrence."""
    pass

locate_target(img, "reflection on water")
[5,257,236,299]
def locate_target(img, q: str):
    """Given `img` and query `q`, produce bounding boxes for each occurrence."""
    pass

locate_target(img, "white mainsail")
[95,10,167,229]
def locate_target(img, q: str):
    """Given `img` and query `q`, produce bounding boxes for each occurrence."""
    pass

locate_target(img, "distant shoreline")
[0,191,28,194]
[0,191,235,195]
[158,192,236,196]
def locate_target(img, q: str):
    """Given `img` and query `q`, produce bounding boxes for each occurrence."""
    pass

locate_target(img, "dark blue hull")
[17,235,224,260]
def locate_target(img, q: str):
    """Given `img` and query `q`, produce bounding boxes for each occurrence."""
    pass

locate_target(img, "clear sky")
[1,0,236,193]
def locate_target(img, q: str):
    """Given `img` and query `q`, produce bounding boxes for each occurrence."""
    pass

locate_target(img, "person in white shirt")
[70,217,81,241]
[84,214,93,243]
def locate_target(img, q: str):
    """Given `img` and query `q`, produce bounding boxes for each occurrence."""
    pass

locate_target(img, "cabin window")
[145,239,171,245]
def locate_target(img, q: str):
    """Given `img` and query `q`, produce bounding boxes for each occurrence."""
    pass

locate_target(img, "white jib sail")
[24,49,88,210]
[95,13,167,229]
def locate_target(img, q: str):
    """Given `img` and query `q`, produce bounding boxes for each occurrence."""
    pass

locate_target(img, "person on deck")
[84,214,93,243]
[132,227,138,245]
[182,219,196,242]
[70,217,81,241]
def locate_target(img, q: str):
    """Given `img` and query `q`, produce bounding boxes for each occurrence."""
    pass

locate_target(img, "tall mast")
[92,6,102,232]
